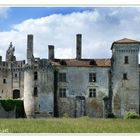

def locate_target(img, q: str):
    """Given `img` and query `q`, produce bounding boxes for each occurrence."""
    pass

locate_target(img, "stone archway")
[13,89,20,99]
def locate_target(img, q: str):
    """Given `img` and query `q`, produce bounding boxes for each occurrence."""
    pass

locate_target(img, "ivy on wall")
[0,99,23,112]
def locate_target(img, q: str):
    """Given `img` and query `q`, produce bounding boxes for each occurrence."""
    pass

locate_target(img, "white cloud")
[1,7,140,62]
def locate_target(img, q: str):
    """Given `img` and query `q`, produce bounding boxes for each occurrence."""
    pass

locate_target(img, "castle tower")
[111,38,140,117]
[24,34,35,118]
[24,69,35,118]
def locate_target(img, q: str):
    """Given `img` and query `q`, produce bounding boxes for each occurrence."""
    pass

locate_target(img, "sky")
[0,7,140,61]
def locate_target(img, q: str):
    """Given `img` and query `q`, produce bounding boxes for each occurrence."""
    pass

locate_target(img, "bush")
[124,111,139,119]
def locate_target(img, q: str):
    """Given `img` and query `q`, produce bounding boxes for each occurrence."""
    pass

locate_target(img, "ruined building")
[0,34,139,118]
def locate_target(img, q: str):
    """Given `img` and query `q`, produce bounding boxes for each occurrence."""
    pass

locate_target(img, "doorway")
[13,89,20,99]
[75,96,85,117]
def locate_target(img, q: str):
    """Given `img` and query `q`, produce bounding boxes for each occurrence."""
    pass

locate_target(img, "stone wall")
[0,60,25,99]
[112,44,139,117]
[56,66,110,117]
[24,60,54,118]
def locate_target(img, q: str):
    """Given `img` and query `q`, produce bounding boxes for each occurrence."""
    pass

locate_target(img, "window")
[89,73,96,82]
[89,88,96,98]
[59,88,66,98]
[15,73,17,78]
[34,72,38,80]
[34,87,38,96]
[3,79,6,84]
[123,73,127,80]
[59,73,66,82]
[3,62,5,66]
[124,56,129,64]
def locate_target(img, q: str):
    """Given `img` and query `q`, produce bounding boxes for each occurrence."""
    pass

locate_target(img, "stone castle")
[0,34,139,118]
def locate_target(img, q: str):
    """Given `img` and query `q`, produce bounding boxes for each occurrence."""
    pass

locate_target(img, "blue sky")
[0,7,92,31]
[0,7,140,61]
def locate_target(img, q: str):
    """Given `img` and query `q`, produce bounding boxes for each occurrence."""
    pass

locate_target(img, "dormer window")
[124,56,129,64]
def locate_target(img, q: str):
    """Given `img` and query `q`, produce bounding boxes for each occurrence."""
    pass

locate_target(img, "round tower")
[24,34,35,118]
[24,67,35,118]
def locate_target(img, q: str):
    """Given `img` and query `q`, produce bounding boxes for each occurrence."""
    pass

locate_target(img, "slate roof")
[51,58,111,67]
[111,38,140,49]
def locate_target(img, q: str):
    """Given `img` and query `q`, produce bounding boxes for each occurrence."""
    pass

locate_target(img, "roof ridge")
[115,38,140,43]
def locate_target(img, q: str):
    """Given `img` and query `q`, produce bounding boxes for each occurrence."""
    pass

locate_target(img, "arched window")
[3,79,6,84]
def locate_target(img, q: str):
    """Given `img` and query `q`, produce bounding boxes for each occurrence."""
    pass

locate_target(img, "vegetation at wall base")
[0,99,23,112]
[124,111,139,119]
[0,117,140,133]
[0,99,25,118]
[0,99,15,112]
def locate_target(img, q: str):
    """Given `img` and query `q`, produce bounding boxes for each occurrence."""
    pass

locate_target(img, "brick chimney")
[76,34,82,59]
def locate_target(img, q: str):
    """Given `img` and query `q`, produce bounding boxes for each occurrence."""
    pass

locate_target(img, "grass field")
[0,117,140,133]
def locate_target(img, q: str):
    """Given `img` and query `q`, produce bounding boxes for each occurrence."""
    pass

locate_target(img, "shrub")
[124,111,139,119]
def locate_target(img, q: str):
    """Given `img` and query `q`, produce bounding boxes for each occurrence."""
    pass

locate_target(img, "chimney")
[76,34,82,59]
[0,56,2,65]
[27,34,34,63]
[48,45,54,59]
[0,56,2,62]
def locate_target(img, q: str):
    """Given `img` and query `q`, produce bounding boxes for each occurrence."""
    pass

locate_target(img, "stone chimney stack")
[48,45,54,60]
[76,34,82,59]
[0,56,2,62]
[0,56,2,65]
[27,34,34,63]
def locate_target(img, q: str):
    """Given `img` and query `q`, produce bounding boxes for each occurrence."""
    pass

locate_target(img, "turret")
[6,42,16,62]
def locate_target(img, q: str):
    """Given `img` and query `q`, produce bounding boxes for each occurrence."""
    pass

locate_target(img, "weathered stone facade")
[0,42,25,99]
[0,34,140,118]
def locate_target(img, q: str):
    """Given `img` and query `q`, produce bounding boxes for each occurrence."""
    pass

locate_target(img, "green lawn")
[0,117,140,133]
